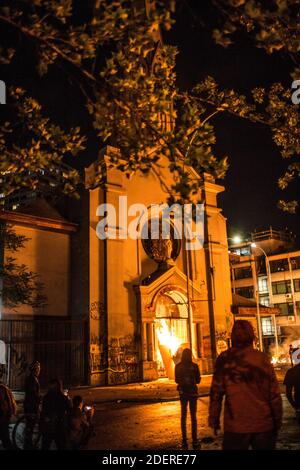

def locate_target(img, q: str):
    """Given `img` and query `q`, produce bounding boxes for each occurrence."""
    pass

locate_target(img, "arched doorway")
[155,290,190,379]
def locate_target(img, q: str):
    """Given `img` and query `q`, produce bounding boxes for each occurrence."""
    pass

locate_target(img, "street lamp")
[250,243,279,357]
[228,235,242,245]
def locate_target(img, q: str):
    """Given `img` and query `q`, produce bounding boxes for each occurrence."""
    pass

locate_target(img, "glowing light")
[271,355,289,365]
[232,235,242,244]
[251,243,257,248]
[156,319,180,356]
[271,340,300,366]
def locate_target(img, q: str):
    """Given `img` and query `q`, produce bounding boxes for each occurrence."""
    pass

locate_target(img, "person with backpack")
[175,348,201,450]
[40,378,72,450]
[0,376,17,449]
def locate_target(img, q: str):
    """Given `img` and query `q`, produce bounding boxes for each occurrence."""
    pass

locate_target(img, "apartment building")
[229,228,300,350]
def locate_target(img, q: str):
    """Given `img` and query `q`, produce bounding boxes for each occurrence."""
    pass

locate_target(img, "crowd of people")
[0,319,300,451]
[0,361,94,450]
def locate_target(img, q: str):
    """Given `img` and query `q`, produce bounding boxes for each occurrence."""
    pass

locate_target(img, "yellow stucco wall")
[3,225,70,317]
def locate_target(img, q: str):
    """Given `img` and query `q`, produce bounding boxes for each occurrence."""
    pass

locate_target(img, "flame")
[156,319,180,356]
[271,355,289,365]
[271,339,300,366]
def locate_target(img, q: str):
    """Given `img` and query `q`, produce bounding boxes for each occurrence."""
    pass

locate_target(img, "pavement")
[64,367,288,405]
[88,395,300,450]
[12,375,212,418]
[5,368,300,451]
[67,375,212,405]
[13,367,288,409]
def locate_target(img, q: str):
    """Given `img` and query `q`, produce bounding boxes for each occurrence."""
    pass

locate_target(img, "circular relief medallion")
[141,217,181,263]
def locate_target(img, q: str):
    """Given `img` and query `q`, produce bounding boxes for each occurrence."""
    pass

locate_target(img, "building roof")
[232,293,280,316]
[0,198,78,233]
[16,198,67,221]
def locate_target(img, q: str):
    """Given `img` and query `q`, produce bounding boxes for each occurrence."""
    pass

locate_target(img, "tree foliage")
[0,88,84,199]
[0,224,47,309]
[211,0,300,211]
[0,0,227,205]
[1,0,298,209]
[212,0,300,71]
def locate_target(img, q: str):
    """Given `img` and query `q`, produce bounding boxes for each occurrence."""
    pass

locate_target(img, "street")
[88,395,300,451]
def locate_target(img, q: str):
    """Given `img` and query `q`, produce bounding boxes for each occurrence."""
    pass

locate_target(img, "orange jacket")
[209,346,282,433]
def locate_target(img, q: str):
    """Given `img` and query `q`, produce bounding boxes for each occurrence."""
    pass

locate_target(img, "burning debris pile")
[270,339,300,367]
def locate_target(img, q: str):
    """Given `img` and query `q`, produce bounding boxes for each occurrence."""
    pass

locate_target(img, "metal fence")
[0,318,88,390]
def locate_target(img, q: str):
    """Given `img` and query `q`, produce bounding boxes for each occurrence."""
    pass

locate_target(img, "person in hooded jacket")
[209,320,282,450]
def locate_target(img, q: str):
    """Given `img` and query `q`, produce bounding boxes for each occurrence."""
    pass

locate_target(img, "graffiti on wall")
[89,334,139,384]
[89,301,105,320]
[88,301,139,383]
[90,343,101,374]
[108,334,138,384]
[215,330,229,356]
[89,301,105,374]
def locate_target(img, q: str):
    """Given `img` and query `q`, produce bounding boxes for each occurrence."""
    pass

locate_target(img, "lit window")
[258,277,268,294]
[261,317,274,336]
[259,296,270,307]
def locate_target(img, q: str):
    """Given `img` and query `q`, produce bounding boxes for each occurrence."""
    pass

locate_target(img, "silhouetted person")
[69,395,94,449]
[175,348,201,450]
[284,361,300,425]
[0,373,16,449]
[24,360,41,449]
[41,379,72,450]
[209,320,282,450]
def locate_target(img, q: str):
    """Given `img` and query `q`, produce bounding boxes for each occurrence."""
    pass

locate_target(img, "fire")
[156,319,180,356]
[271,340,300,366]
[271,355,289,365]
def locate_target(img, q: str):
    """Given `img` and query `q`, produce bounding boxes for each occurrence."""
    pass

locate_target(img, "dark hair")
[231,320,255,348]
[29,361,40,372]
[73,395,83,408]
[181,348,193,364]
[48,378,63,393]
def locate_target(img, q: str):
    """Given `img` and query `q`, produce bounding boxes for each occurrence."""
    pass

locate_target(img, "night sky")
[166,0,300,241]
